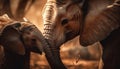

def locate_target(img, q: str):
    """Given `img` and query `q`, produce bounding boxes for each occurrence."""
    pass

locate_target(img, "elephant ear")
[0,22,25,55]
[80,1,120,46]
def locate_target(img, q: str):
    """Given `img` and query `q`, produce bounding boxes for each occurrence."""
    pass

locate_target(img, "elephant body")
[42,0,120,69]
[0,14,47,69]
[0,24,40,69]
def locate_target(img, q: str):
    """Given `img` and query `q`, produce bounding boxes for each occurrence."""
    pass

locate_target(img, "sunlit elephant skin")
[42,0,120,69]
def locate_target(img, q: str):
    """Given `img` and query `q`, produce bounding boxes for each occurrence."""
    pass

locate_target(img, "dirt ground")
[30,37,102,69]
[30,53,99,69]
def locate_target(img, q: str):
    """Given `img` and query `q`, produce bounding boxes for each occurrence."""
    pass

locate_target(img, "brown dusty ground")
[30,37,102,69]
[30,51,99,69]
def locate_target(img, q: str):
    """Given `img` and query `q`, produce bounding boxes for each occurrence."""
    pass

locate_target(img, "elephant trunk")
[32,26,65,69]
[42,0,66,69]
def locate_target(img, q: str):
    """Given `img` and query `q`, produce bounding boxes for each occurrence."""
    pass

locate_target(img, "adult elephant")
[42,0,120,69]
[0,14,54,69]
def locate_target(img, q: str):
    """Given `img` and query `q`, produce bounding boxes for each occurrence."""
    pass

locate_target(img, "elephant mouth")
[65,30,78,41]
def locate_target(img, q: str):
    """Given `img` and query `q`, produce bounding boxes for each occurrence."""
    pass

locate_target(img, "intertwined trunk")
[31,26,62,69]
[42,0,66,69]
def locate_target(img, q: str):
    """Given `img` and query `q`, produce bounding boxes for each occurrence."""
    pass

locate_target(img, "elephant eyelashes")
[61,19,69,25]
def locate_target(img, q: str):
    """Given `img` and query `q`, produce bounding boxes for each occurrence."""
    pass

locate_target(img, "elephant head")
[0,14,51,56]
[0,14,63,69]
[42,0,120,68]
[42,0,85,47]
[43,0,120,47]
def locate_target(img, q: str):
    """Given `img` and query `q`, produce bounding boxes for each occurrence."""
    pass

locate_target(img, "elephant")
[0,14,54,69]
[42,0,120,69]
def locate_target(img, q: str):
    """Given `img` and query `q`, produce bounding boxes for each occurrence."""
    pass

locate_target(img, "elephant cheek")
[6,40,26,55]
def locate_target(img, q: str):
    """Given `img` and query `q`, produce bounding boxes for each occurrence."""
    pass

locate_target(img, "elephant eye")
[32,39,36,41]
[61,19,69,25]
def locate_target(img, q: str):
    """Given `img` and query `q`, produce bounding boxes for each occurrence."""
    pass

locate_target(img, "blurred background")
[0,0,103,69]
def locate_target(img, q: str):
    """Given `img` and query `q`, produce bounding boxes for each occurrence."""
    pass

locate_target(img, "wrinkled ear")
[0,23,25,55]
[80,5,120,46]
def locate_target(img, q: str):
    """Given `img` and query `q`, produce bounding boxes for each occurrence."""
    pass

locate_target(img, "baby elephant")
[0,14,45,69]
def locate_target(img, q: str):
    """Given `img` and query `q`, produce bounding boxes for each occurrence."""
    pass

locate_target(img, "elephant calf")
[0,14,45,69]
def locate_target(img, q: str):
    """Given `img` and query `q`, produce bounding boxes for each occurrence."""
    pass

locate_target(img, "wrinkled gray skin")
[0,22,54,69]
[43,0,120,69]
